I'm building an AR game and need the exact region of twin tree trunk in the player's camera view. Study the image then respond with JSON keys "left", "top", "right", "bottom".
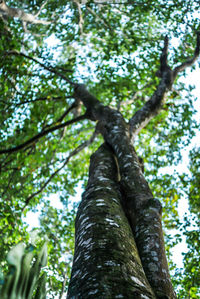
{"left": 67, "top": 33, "right": 200, "bottom": 298}
{"left": 67, "top": 86, "right": 176, "bottom": 299}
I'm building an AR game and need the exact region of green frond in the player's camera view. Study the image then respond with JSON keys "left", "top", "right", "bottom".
{"left": 0, "top": 242, "right": 47, "bottom": 299}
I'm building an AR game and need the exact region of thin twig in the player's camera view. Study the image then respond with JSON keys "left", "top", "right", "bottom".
{"left": 0, "top": 114, "right": 87, "bottom": 155}
{"left": 56, "top": 102, "right": 78, "bottom": 123}
{"left": 41, "top": 102, "right": 78, "bottom": 131}
{"left": 73, "top": 0, "right": 84, "bottom": 36}
{"left": 86, "top": 5, "right": 114, "bottom": 33}
{"left": 59, "top": 270, "right": 68, "bottom": 299}
{"left": 22, "top": 131, "right": 97, "bottom": 210}
{"left": 14, "top": 96, "right": 72, "bottom": 107}
{"left": 5, "top": 50, "right": 76, "bottom": 86}
{"left": 35, "top": 0, "right": 49, "bottom": 17}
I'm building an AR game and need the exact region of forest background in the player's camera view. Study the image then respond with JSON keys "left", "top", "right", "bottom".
{"left": 0, "top": 0, "right": 199, "bottom": 298}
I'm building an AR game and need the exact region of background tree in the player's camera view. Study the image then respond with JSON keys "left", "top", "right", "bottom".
{"left": 0, "top": 1, "right": 199, "bottom": 298}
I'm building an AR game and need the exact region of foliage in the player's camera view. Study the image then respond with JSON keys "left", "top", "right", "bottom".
{"left": 0, "top": 242, "right": 47, "bottom": 299}
{"left": 0, "top": 0, "right": 200, "bottom": 297}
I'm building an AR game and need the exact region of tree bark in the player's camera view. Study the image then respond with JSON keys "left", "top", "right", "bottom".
{"left": 67, "top": 143, "right": 156, "bottom": 298}
{"left": 70, "top": 84, "right": 176, "bottom": 298}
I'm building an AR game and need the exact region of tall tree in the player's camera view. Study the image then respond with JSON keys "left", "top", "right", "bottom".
{"left": 0, "top": 1, "right": 199, "bottom": 297}
{"left": 67, "top": 33, "right": 199, "bottom": 297}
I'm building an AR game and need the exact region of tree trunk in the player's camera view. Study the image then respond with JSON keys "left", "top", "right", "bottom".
{"left": 67, "top": 143, "right": 156, "bottom": 298}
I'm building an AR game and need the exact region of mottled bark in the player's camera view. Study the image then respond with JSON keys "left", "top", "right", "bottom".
{"left": 67, "top": 144, "right": 156, "bottom": 298}
{"left": 73, "top": 85, "right": 176, "bottom": 298}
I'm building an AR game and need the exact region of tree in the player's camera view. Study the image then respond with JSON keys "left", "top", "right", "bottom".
{"left": 0, "top": 1, "right": 200, "bottom": 298}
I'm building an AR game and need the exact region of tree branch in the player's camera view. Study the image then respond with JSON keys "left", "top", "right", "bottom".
{"left": 0, "top": 114, "right": 87, "bottom": 155}
{"left": 0, "top": 0, "right": 51, "bottom": 25}
{"left": 41, "top": 102, "right": 78, "bottom": 131}
{"left": 59, "top": 271, "right": 68, "bottom": 299}
{"left": 117, "top": 80, "right": 156, "bottom": 111}
{"left": 85, "top": 5, "right": 114, "bottom": 33}
{"left": 14, "top": 96, "right": 72, "bottom": 107}
{"left": 129, "top": 32, "right": 200, "bottom": 141}
{"left": 73, "top": 0, "right": 84, "bottom": 36}
{"left": 173, "top": 31, "right": 200, "bottom": 76}
{"left": 35, "top": 0, "right": 49, "bottom": 18}
{"left": 56, "top": 102, "right": 78, "bottom": 123}
{"left": 5, "top": 50, "right": 76, "bottom": 86}
{"left": 22, "top": 131, "right": 97, "bottom": 210}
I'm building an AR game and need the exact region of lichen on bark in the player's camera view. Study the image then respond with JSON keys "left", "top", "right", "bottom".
{"left": 67, "top": 144, "right": 156, "bottom": 298}
{"left": 72, "top": 84, "right": 176, "bottom": 298}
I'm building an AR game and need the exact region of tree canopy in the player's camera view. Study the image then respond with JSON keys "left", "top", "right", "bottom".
{"left": 0, "top": 1, "right": 200, "bottom": 297}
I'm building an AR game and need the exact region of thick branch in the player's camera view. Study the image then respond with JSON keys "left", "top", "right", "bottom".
{"left": 0, "top": 0, "right": 51, "bottom": 25}
{"left": 173, "top": 31, "right": 200, "bottom": 76}
{"left": 0, "top": 114, "right": 86, "bottom": 155}
{"left": 75, "top": 83, "right": 153, "bottom": 204}
{"left": 129, "top": 36, "right": 172, "bottom": 139}
{"left": 129, "top": 32, "right": 200, "bottom": 140}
